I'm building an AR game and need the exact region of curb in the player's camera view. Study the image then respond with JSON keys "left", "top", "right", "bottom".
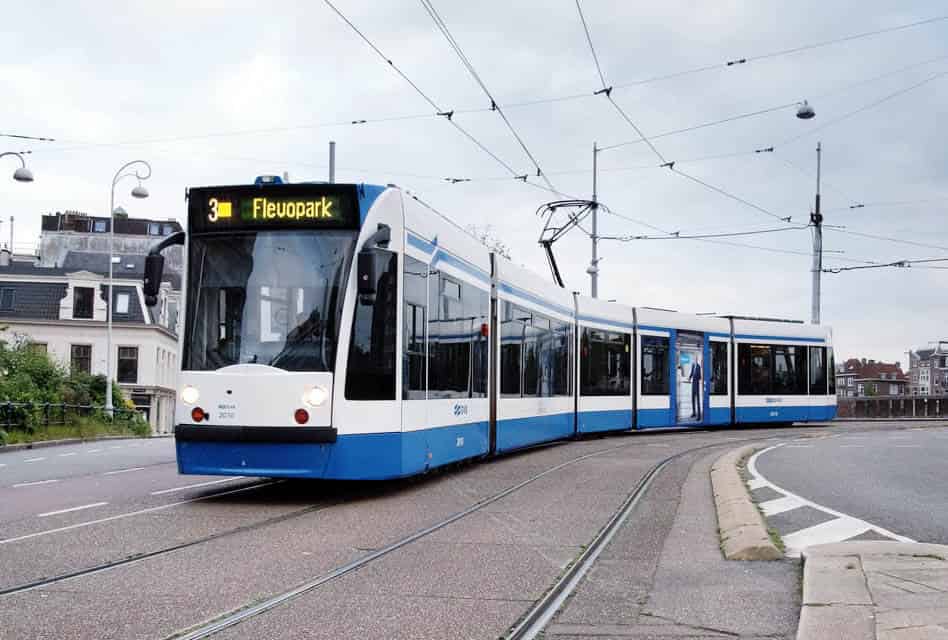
{"left": 0, "top": 433, "right": 172, "bottom": 453}
{"left": 798, "top": 541, "right": 948, "bottom": 640}
{"left": 710, "top": 444, "right": 782, "bottom": 561}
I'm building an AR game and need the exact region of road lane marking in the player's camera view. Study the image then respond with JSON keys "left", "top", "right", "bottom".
{"left": 0, "top": 480, "right": 276, "bottom": 545}
{"left": 748, "top": 444, "right": 913, "bottom": 558}
{"left": 38, "top": 502, "right": 109, "bottom": 518}
{"left": 12, "top": 479, "right": 60, "bottom": 488}
{"left": 109, "top": 446, "right": 123, "bottom": 450}
{"left": 895, "top": 444, "right": 921, "bottom": 448}
{"left": 839, "top": 445, "right": 865, "bottom": 448}
{"left": 103, "top": 467, "right": 146, "bottom": 476}
{"left": 86, "top": 449, "right": 103, "bottom": 453}
{"left": 24, "top": 457, "right": 46, "bottom": 463}
{"left": 760, "top": 495, "right": 805, "bottom": 516}
{"left": 150, "top": 476, "right": 245, "bottom": 495}
{"left": 747, "top": 477, "right": 768, "bottom": 490}
{"left": 58, "top": 452, "right": 78, "bottom": 457}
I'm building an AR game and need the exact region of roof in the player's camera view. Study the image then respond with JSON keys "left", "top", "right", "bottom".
{"left": 843, "top": 358, "right": 907, "bottom": 381}
{"left": 0, "top": 251, "right": 181, "bottom": 289}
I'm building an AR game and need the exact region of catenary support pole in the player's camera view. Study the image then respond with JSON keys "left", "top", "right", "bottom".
{"left": 329, "top": 141, "right": 336, "bottom": 184}
{"left": 590, "top": 142, "right": 599, "bottom": 298}
{"left": 810, "top": 141, "right": 823, "bottom": 325}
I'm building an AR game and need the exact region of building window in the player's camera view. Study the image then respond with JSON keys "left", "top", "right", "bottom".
{"left": 93, "top": 220, "right": 107, "bottom": 233}
{"left": 0, "top": 287, "right": 14, "bottom": 311}
{"left": 115, "top": 292, "right": 130, "bottom": 314}
{"left": 148, "top": 222, "right": 161, "bottom": 235}
{"left": 162, "top": 224, "right": 174, "bottom": 236}
{"left": 71, "top": 344, "right": 92, "bottom": 374}
{"left": 29, "top": 342, "right": 47, "bottom": 354}
{"left": 641, "top": 335, "right": 669, "bottom": 395}
{"left": 73, "top": 287, "right": 95, "bottom": 319}
{"left": 117, "top": 347, "right": 138, "bottom": 383}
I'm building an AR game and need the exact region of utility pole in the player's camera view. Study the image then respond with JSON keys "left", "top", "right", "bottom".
{"left": 588, "top": 142, "right": 600, "bottom": 298}
{"left": 329, "top": 141, "right": 336, "bottom": 184}
{"left": 810, "top": 141, "right": 823, "bottom": 325}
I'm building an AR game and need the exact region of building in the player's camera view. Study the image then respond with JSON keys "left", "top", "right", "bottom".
{"left": 0, "top": 212, "right": 183, "bottom": 433}
{"left": 907, "top": 342, "right": 948, "bottom": 395}
{"left": 835, "top": 358, "right": 907, "bottom": 397}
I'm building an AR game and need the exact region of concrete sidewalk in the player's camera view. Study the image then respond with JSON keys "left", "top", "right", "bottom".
{"left": 799, "top": 541, "right": 948, "bottom": 640}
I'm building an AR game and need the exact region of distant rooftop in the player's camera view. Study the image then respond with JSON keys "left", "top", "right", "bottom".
{"left": 41, "top": 211, "right": 182, "bottom": 237}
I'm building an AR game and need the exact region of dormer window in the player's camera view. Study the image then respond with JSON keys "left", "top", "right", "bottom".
{"left": 115, "top": 292, "right": 130, "bottom": 314}
{"left": 73, "top": 287, "right": 94, "bottom": 319}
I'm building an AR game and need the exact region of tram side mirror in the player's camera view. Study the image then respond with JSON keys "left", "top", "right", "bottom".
{"left": 357, "top": 250, "right": 377, "bottom": 298}
{"left": 143, "top": 254, "right": 165, "bottom": 307}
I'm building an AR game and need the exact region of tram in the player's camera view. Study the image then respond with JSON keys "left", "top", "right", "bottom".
{"left": 143, "top": 180, "right": 836, "bottom": 480}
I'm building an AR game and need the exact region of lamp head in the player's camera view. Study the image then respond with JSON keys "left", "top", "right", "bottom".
{"left": 796, "top": 100, "right": 816, "bottom": 120}
{"left": 131, "top": 184, "right": 149, "bottom": 199}
{"left": 12, "top": 166, "right": 33, "bottom": 183}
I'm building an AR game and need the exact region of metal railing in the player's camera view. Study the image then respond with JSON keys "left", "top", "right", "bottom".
{"left": 836, "top": 395, "right": 948, "bottom": 419}
{"left": 1, "top": 401, "right": 143, "bottom": 431}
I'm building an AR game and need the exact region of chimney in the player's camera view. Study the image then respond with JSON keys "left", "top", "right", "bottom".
{"left": 0, "top": 247, "right": 10, "bottom": 267}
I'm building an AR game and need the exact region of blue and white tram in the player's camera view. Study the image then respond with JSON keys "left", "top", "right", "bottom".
{"left": 142, "top": 180, "right": 836, "bottom": 481}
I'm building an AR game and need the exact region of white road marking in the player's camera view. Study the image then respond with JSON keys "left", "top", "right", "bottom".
{"left": 747, "top": 477, "right": 768, "bottom": 490}
{"left": 12, "top": 479, "right": 60, "bottom": 488}
{"left": 103, "top": 467, "right": 146, "bottom": 476}
{"left": 895, "top": 445, "right": 921, "bottom": 448}
{"left": 748, "top": 444, "right": 913, "bottom": 558}
{"left": 839, "top": 445, "right": 864, "bottom": 448}
{"left": 38, "top": 502, "right": 109, "bottom": 518}
{"left": 108, "top": 446, "right": 123, "bottom": 450}
{"left": 86, "top": 449, "right": 103, "bottom": 453}
{"left": 0, "top": 480, "right": 275, "bottom": 545}
{"left": 24, "top": 457, "right": 46, "bottom": 463}
{"left": 150, "top": 476, "right": 244, "bottom": 495}
{"left": 760, "top": 495, "right": 805, "bottom": 516}
{"left": 784, "top": 444, "right": 813, "bottom": 448}
{"left": 781, "top": 517, "right": 873, "bottom": 556}
{"left": 58, "top": 452, "right": 78, "bottom": 457}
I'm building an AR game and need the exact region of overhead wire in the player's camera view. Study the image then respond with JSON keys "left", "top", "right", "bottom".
{"left": 418, "top": 0, "right": 557, "bottom": 191}
{"left": 826, "top": 228, "right": 948, "bottom": 253}
{"left": 599, "top": 224, "right": 810, "bottom": 242}
{"left": 824, "top": 257, "right": 948, "bottom": 273}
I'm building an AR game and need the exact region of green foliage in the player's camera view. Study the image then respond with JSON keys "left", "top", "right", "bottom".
{"left": 0, "top": 331, "right": 149, "bottom": 442}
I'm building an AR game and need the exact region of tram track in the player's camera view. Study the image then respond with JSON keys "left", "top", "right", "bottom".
{"left": 162, "top": 431, "right": 803, "bottom": 640}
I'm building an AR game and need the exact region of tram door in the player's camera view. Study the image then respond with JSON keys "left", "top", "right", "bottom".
{"left": 676, "top": 332, "right": 704, "bottom": 424}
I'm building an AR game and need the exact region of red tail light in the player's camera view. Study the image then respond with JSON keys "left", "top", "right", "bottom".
{"left": 191, "top": 407, "right": 206, "bottom": 422}
{"left": 480, "top": 323, "right": 489, "bottom": 337}
{"left": 294, "top": 408, "right": 309, "bottom": 424}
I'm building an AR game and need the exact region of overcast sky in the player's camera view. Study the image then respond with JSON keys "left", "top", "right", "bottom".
{"left": 2, "top": 0, "right": 946, "bottom": 366}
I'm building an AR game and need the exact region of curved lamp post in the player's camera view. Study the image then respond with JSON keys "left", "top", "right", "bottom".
{"left": 0, "top": 151, "right": 34, "bottom": 182}
{"left": 106, "top": 160, "right": 151, "bottom": 416}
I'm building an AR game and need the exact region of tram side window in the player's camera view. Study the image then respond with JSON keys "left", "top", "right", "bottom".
{"left": 640, "top": 335, "right": 669, "bottom": 396}
{"left": 809, "top": 346, "right": 827, "bottom": 395}
{"left": 709, "top": 341, "right": 728, "bottom": 395}
{"left": 427, "top": 273, "right": 489, "bottom": 399}
{"left": 466, "top": 283, "right": 490, "bottom": 398}
{"left": 550, "top": 320, "right": 573, "bottom": 396}
{"left": 738, "top": 344, "right": 773, "bottom": 395}
{"left": 402, "top": 256, "right": 428, "bottom": 400}
{"left": 581, "top": 328, "right": 631, "bottom": 396}
{"left": 500, "top": 302, "right": 524, "bottom": 397}
{"left": 345, "top": 251, "right": 398, "bottom": 400}
{"left": 827, "top": 348, "right": 836, "bottom": 395}
{"left": 772, "top": 345, "right": 808, "bottom": 395}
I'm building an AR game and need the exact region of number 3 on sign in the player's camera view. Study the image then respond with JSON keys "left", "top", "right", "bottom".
{"left": 208, "top": 198, "right": 219, "bottom": 222}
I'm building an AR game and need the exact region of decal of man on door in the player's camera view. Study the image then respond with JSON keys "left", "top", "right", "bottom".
{"left": 677, "top": 333, "right": 703, "bottom": 424}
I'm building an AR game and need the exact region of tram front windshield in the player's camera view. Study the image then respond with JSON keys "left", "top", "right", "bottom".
{"left": 184, "top": 231, "right": 357, "bottom": 372}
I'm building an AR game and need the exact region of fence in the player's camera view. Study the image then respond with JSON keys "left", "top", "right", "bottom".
{"left": 836, "top": 395, "right": 948, "bottom": 419}
{"left": 1, "top": 401, "right": 143, "bottom": 431}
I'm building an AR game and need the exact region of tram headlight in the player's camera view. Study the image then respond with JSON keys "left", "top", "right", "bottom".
{"left": 302, "top": 386, "right": 328, "bottom": 407}
{"left": 181, "top": 386, "right": 200, "bottom": 405}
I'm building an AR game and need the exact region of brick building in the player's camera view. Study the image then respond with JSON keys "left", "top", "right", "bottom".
{"left": 835, "top": 358, "right": 907, "bottom": 397}
{"left": 907, "top": 342, "right": 948, "bottom": 395}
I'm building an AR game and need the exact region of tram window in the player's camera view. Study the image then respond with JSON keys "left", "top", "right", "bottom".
{"left": 580, "top": 328, "right": 630, "bottom": 396}
{"left": 809, "top": 346, "right": 827, "bottom": 395}
{"left": 640, "top": 335, "right": 669, "bottom": 396}
{"left": 738, "top": 344, "right": 773, "bottom": 395}
{"left": 550, "top": 320, "right": 573, "bottom": 396}
{"left": 466, "top": 285, "right": 490, "bottom": 398}
{"left": 522, "top": 323, "right": 540, "bottom": 397}
{"left": 709, "top": 341, "right": 728, "bottom": 395}
{"left": 773, "top": 345, "right": 807, "bottom": 395}
{"left": 428, "top": 273, "right": 489, "bottom": 399}
{"left": 827, "top": 348, "right": 836, "bottom": 395}
{"left": 402, "top": 256, "right": 428, "bottom": 400}
{"left": 500, "top": 305, "right": 523, "bottom": 397}
{"left": 345, "top": 251, "right": 397, "bottom": 400}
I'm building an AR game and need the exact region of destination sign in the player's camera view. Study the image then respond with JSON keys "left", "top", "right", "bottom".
{"left": 188, "top": 184, "right": 360, "bottom": 233}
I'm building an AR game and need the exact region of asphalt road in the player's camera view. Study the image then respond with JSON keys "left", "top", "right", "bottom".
{"left": 755, "top": 426, "right": 948, "bottom": 543}
{"left": 0, "top": 422, "right": 918, "bottom": 639}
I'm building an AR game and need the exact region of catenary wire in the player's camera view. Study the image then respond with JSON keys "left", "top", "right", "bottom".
{"left": 824, "top": 257, "right": 948, "bottom": 273}
{"left": 826, "top": 227, "right": 948, "bottom": 253}
{"left": 418, "top": 0, "right": 557, "bottom": 191}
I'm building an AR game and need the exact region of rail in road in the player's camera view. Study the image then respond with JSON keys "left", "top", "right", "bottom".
{"left": 0, "top": 421, "right": 941, "bottom": 639}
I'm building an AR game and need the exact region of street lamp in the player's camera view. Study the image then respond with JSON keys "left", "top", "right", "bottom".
{"left": 796, "top": 100, "right": 816, "bottom": 120}
{"left": 106, "top": 160, "right": 151, "bottom": 417}
{"left": 0, "top": 151, "right": 34, "bottom": 182}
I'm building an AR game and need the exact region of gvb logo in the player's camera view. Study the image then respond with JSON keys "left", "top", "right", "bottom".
{"left": 453, "top": 403, "right": 468, "bottom": 417}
